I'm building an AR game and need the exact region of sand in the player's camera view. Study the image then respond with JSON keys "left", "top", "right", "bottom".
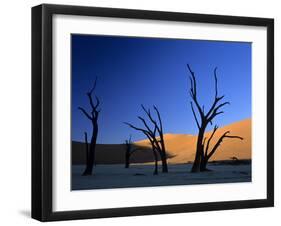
{"left": 72, "top": 163, "right": 251, "bottom": 190}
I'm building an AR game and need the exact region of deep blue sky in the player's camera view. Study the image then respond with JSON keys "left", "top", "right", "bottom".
{"left": 71, "top": 34, "right": 251, "bottom": 144}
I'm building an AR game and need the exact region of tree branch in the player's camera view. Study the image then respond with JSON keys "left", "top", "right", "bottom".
{"left": 153, "top": 105, "right": 166, "bottom": 153}
{"left": 87, "top": 77, "right": 98, "bottom": 110}
{"left": 225, "top": 135, "right": 244, "bottom": 140}
{"left": 153, "top": 105, "right": 163, "bottom": 133}
{"left": 87, "top": 92, "right": 95, "bottom": 111}
{"left": 123, "top": 122, "right": 150, "bottom": 136}
{"left": 80, "top": 77, "right": 101, "bottom": 122}
{"left": 124, "top": 122, "right": 158, "bottom": 157}
{"left": 141, "top": 105, "right": 162, "bottom": 135}
{"left": 214, "top": 67, "right": 218, "bottom": 98}
{"left": 187, "top": 64, "right": 204, "bottom": 119}
{"left": 138, "top": 116, "right": 154, "bottom": 137}
{"left": 190, "top": 102, "right": 200, "bottom": 129}
{"left": 187, "top": 64, "right": 197, "bottom": 97}
{"left": 205, "top": 68, "right": 226, "bottom": 118}
{"left": 204, "top": 125, "right": 218, "bottom": 157}
{"left": 207, "top": 101, "right": 229, "bottom": 123}
{"left": 89, "top": 77, "right": 97, "bottom": 95}
{"left": 93, "top": 96, "right": 100, "bottom": 109}
{"left": 202, "top": 137, "right": 207, "bottom": 149}
{"left": 78, "top": 107, "right": 92, "bottom": 120}
{"left": 207, "top": 131, "right": 243, "bottom": 161}
{"left": 212, "top": 102, "right": 230, "bottom": 114}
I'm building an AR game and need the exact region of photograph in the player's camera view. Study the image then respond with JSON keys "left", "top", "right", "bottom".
{"left": 31, "top": 3, "right": 274, "bottom": 221}
{"left": 71, "top": 34, "right": 252, "bottom": 190}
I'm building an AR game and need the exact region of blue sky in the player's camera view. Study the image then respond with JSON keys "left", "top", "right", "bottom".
{"left": 71, "top": 34, "right": 251, "bottom": 144}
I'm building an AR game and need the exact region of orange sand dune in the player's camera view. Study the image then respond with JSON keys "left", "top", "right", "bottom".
{"left": 135, "top": 118, "right": 251, "bottom": 163}
{"left": 72, "top": 118, "right": 251, "bottom": 165}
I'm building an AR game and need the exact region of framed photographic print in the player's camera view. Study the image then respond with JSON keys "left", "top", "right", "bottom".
{"left": 32, "top": 4, "right": 274, "bottom": 221}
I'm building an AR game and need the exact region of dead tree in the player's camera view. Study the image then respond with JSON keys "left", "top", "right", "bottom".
{"left": 124, "top": 105, "right": 168, "bottom": 173}
{"left": 124, "top": 135, "right": 140, "bottom": 168}
{"left": 142, "top": 105, "right": 168, "bottom": 173}
{"left": 124, "top": 123, "right": 159, "bottom": 175}
{"left": 187, "top": 64, "right": 243, "bottom": 172}
{"left": 78, "top": 77, "right": 101, "bottom": 176}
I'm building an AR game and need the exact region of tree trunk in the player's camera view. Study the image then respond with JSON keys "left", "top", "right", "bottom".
{"left": 160, "top": 152, "right": 168, "bottom": 173}
{"left": 152, "top": 148, "right": 158, "bottom": 175}
{"left": 82, "top": 123, "right": 98, "bottom": 176}
{"left": 84, "top": 132, "right": 89, "bottom": 165}
{"left": 78, "top": 78, "right": 100, "bottom": 176}
{"left": 200, "top": 158, "right": 208, "bottom": 171}
{"left": 125, "top": 151, "right": 130, "bottom": 168}
{"left": 191, "top": 130, "right": 204, "bottom": 173}
{"left": 159, "top": 132, "right": 168, "bottom": 173}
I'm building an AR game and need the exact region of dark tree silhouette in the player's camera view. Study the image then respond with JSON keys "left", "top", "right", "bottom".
{"left": 187, "top": 64, "right": 243, "bottom": 172}
{"left": 124, "top": 135, "right": 140, "bottom": 168}
{"left": 78, "top": 77, "right": 101, "bottom": 176}
{"left": 124, "top": 105, "right": 168, "bottom": 174}
{"left": 124, "top": 122, "right": 159, "bottom": 175}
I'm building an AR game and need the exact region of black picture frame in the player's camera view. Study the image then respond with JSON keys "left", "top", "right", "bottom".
{"left": 32, "top": 4, "right": 274, "bottom": 222}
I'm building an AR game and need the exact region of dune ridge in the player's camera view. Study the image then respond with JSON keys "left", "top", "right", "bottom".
{"left": 72, "top": 118, "right": 251, "bottom": 165}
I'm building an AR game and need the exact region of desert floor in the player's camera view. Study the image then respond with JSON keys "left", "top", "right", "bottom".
{"left": 72, "top": 162, "right": 251, "bottom": 190}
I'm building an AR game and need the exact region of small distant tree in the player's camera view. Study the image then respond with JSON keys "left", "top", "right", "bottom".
{"left": 124, "top": 105, "right": 168, "bottom": 174}
{"left": 124, "top": 135, "right": 140, "bottom": 168}
{"left": 78, "top": 77, "right": 101, "bottom": 176}
{"left": 186, "top": 64, "right": 243, "bottom": 172}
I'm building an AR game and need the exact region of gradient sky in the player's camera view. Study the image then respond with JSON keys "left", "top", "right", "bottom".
{"left": 71, "top": 34, "right": 251, "bottom": 144}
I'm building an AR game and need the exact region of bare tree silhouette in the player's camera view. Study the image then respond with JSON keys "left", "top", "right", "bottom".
{"left": 124, "top": 105, "right": 168, "bottom": 174}
{"left": 78, "top": 77, "right": 101, "bottom": 175}
{"left": 187, "top": 64, "right": 243, "bottom": 172}
{"left": 124, "top": 124, "right": 159, "bottom": 174}
{"left": 124, "top": 135, "right": 140, "bottom": 168}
